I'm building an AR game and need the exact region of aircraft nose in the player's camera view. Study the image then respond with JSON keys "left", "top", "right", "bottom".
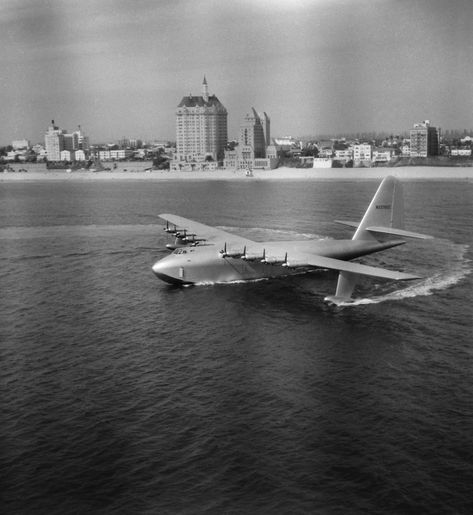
{"left": 152, "top": 258, "right": 183, "bottom": 284}
{"left": 152, "top": 259, "right": 167, "bottom": 275}
{"left": 151, "top": 261, "right": 163, "bottom": 274}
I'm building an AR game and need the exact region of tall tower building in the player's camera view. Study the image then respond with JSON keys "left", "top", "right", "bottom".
{"left": 410, "top": 120, "right": 440, "bottom": 157}
{"left": 223, "top": 107, "right": 277, "bottom": 171}
{"left": 44, "top": 120, "right": 65, "bottom": 161}
{"left": 173, "top": 77, "right": 228, "bottom": 169}
{"left": 239, "top": 108, "right": 266, "bottom": 158}
{"left": 258, "top": 111, "right": 271, "bottom": 147}
{"left": 44, "top": 121, "right": 89, "bottom": 161}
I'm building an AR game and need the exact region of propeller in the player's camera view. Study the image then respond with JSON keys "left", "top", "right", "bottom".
{"left": 242, "top": 248, "right": 265, "bottom": 261}
{"left": 262, "top": 251, "right": 289, "bottom": 265}
{"left": 164, "top": 221, "right": 176, "bottom": 233}
{"left": 175, "top": 229, "right": 187, "bottom": 238}
{"left": 220, "top": 243, "right": 246, "bottom": 258}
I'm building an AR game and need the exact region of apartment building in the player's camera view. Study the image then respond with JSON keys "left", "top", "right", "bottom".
{"left": 409, "top": 120, "right": 440, "bottom": 157}
{"left": 172, "top": 77, "right": 228, "bottom": 170}
{"left": 224, "top": 108, "right": 278, "bottom": 170}
{"left": 353, "top": 144, "right": 372, "bottom": 163}
{"left": 44, "top": 121, "right": 89, "bottom": 161}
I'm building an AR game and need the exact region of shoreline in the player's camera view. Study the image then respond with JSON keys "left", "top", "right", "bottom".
{"left": 2, "top": 164, "right": 473, "bottom": 182}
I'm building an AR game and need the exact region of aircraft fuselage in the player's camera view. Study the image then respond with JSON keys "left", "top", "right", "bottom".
{"left": 152, "top": 239, "right": 401, "bottom": 285}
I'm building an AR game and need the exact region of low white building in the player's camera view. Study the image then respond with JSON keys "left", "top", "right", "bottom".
{"left": 12, "top": 139, "right": 30, "bottom": 150}
{"left": 372, "top": 148, "right": 396, "bottom": 163}
{"left": 5, "top": 151, "right": 26, "bottom": 161}
{"left": 450, "top": 148, "right": 472, "bottom": 156}
{"left": 75, "top": 150, "right": 86, "bottom": 161}
{"left": 313, "top": 157, "right": 332, "bottom": 168}
{"left": 334, "top": 149, "right": 352, "bottom": 163}
{"left": 98, "top": 149, "right": 133, "bottom": 160}
{"left": 60, "top": 150, "right": 72, "bottom": 161}
{"left": 401, "top": 144, "right": 410, "bottom": 157}
{"left": 353, "top": 144, "right": 372, "bottom": 163}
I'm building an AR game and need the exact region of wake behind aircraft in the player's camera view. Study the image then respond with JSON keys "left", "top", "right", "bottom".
{"left": 152, "top": 176, "right": 432, "bottom": 305}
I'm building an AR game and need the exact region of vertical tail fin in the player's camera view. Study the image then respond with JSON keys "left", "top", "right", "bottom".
{"left": 352, "top": 175, "right": 404, "bottom": 242}
{"left": 332, "top": 176, "right": 404, "bottom": 302}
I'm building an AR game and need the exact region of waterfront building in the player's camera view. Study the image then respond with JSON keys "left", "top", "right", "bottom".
{"left": 240, "top": 108, "right": 266, "bottom": 158}
{"left": 258, "top": 111, "right": 271, "bottom": 147}
{"left": 334, "top": 148, "right": 353, "bottom": 164}
{"left": 98, "top": 149, "right": 133, "bottom": 160}
{"left": 75, "top": 150, "right": 86, "bottom": 161}
{"left": 60, "top": 150, "right": 72, "bottom": 161}
{"left": 45, "top": 120, "right": 65, "bottom": 161}
{"left": 409, "top": 120, "right": 440, "bottom": 157}
{"left": 313, "top": 157, "right": 333, "bottom": 168}
{"left": 5, "top": 151, "right": 25, "bottom": 162}
{"left": 63, "top": 133, "right": 78, "bottom": 152}
{"left": 172, "top": 77, "right": 228, "bottom": 170}
{"left": 12, "top": 139, "right": 30, "bottom": 150}
{"left": 223, "top": 108, "right": 278, "bottom": 171}
{"left": 401, "top": 144, "right": 410, "bottom": 157}
{"left": 372, "top": 147, "right": 397, "bottom": 163}
{"left": 353, "top": 144, "right": 372, "bottom": 164}
{"left": 75, "top": 126, "right": 90, "bottom": 152}
{"left": 44, "top": 121, "right": 89, "bottom": 161}
{"left": 316, "top": 140, "right": 334, "bottom": 158}
{"left": 450, "top": 148, "right": 472, "bottom": 156}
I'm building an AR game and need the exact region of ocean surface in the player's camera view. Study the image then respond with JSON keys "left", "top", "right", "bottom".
{"left": 1, "top": 177, "right": 472, "bottom": 514}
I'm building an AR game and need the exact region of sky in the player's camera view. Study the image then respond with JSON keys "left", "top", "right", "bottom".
{"left": 1, "top": 0, "right": 472, "bottom": 144}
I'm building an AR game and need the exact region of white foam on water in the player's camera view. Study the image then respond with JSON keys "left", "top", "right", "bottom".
{"left": 195, "top": 276, "right": 271, "bottom": 286}
{"left": 345, "top": 243, "right": 471, "bottom": 306}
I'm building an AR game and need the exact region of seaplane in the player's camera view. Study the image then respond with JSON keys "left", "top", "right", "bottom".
{"left": 152, "top": 176, "right": 432, "bottom": 305}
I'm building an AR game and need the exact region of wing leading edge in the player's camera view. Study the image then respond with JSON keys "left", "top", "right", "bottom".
{"left": 159, "top": 213, "right": 253, "bottom": 246}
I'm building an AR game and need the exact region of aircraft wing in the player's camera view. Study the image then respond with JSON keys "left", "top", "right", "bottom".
{"left": 159, "top": 213, "right": 253, "bottom": 246}
{"left": 303, "top": 254, "right": 420, "bottom": 281}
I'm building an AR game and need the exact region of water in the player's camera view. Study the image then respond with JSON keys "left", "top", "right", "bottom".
{"left": 1, "top": 178, "right": 472, "bottom": 513}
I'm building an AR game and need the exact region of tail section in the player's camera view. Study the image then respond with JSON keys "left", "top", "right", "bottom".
{"left": 353, "top": 175, "right": 404, "bottom": 242}
{"left": 329, "top": 176, "right": 431, "bottom": 304}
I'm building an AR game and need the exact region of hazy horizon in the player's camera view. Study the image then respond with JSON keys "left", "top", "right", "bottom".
{"left": 1, "top": 0, "right": 472, "bottom": 145}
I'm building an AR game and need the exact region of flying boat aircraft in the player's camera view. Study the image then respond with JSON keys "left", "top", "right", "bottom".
{"left": 152, "top": 176, "right": 432, "bottom": 305}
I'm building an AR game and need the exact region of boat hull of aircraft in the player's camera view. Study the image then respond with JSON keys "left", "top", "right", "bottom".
{"left": 152, "top": 238, "right": 405, "bottom": 285}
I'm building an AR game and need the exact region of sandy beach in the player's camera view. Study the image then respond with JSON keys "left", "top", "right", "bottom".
{"left": 2, "top": 162, "right": 473, "bottom": 181}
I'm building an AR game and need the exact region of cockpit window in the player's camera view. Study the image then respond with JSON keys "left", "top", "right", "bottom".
{"left": 173, "top": 249, "right": 187, "bottom": 254}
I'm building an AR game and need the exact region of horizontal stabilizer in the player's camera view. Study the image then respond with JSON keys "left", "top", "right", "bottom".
{"left": 366, "top": 226, "right": 433, "bottom": 240}
{"left": 335, "top": 220, "right": 360, "bottom": 228}
{"left": 306, "top": 254, "right": 421, "bottom": 281}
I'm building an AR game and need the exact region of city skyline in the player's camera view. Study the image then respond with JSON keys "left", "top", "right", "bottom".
{"left": 1, "top": 0, "right": 472, "bottom": 145}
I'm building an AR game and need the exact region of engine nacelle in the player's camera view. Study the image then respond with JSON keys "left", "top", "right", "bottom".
{"left": 282, "top": 260, "right": 310, "bottom": 269}
{"left": 220, "top": 243, "right": 246, "bottom": 259}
